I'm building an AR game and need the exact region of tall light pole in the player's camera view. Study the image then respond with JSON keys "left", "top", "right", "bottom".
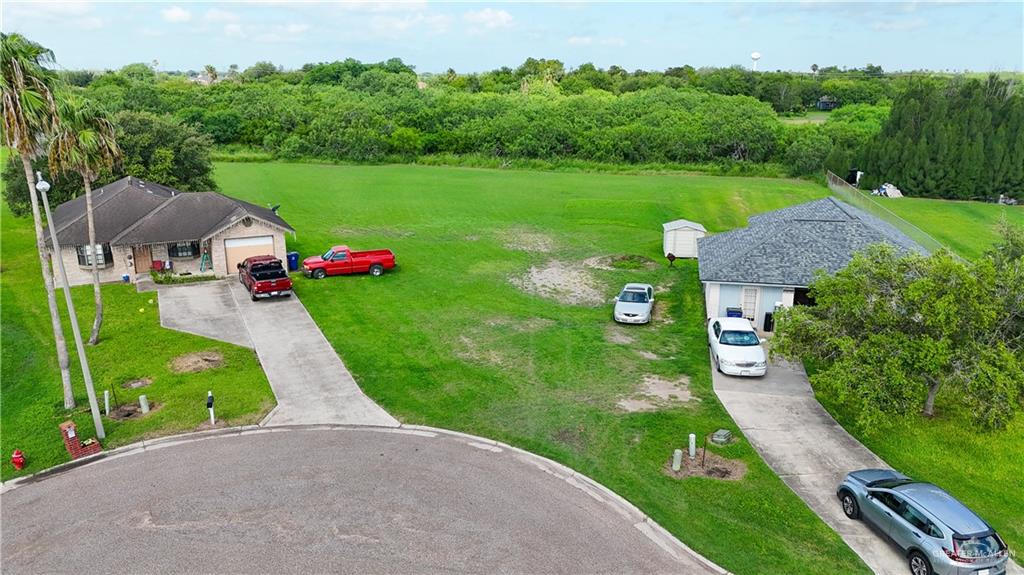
{"left": 37, "top": 174, "right": 106, "bottom": 439}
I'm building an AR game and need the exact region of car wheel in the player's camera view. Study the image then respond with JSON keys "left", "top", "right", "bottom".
{"left": 370, "top": 264, "right": 384, "bottom": 277}
{"left": 839, "top": 490, "right": 860, "bottom": 519}
{"left": 313, "top": 269, "right": 326, "bottom": 280}
{"left": 715, "top": 355, "right": 722, "bottom": 373}
{"left": 250, "top": 293, "right": 258, "bottom": 302}
{"left": 908, "top": 552, "right": 932, "bottom": 575}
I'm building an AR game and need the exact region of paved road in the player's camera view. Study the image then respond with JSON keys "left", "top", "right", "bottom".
{"left": 157, "top": 280, "right": 397, "bottom": 427}
{"left": 712, "top": 356, "right": 906, "bottom": 575}
{"left": 1, "top": 428, "right": 720, "bottom": 575}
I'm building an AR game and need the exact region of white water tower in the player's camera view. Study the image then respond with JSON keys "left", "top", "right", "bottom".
{"left": 750, "top": 52, "right": 761, "bottom": 71}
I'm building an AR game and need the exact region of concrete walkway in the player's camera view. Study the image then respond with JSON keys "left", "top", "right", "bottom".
{"left": 1, "top": 426, "right": 725, "bottom": 575}
{"left": 157, "top": 280, "right": 396, "bottom": 427}
{"left": 712, "top": 357, "right": 906, "bottom": 575}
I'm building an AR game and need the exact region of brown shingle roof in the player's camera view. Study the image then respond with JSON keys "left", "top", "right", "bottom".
{"left": 45, "top": 177, "right": 293, "bottom": 247}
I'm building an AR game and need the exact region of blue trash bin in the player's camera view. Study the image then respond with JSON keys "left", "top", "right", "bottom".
{"left": 287, "top": 251, "right": 300, "bottom": 272}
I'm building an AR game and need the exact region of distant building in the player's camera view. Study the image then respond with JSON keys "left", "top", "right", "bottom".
{"left": 816, "top": 96, "right": 839, "bottom": 111}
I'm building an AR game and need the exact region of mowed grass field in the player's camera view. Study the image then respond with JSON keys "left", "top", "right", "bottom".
{"left": 215, "top": 162, "right": 870, "bottom": 574}
{"left": 0, "top": 198, "right": 275, "bottom": 480}
{"left": 879, "top": 196, "right": 1024, "bottom": 259}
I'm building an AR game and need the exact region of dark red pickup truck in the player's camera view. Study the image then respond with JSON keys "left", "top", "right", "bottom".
{"left": 238, "top": 256, "right": 293, "bottom": 301}
{"left": 302, "top": 245, "right": 396, "bottom": 279}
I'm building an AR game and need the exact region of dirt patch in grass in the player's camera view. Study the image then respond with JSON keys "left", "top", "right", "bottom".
{"left": 583, "top": 254, "right": 659, "bottom": 271}
{"left": 169, "top": 351, "right": 224, "bottom": 374}
{"left": 552, "top": 425, "right": 587, "bottom": 452}
{"left": 121, "top": 377, "right": 153, "bottom": 389}
{"left": 652, "top": 302, "right": 674, "bottom": 325}
{"left": 617, "top": 374, "right": 698, "bottom": 412}
{"left": 663, "top": 448, "right": 748, "bottom": 481}
{"left": 499, "top": 228, "right": 554, "bottom": 253}
{"left": 454, "top": 335, "right": 506, "bottom": 367}
{"left": 485, "top": 316, "right": 555, "bottom": 333}
{"left": 605, "top": 325, "right": 635, "bottom": 345}
{"left": 332, "top": 226, "right": 415, "bottom": 239}
{"left": 108, "top": 400, "right": 161, "bottom": 421}
{"left": 637, "top": 350, "right": 662, "bottom": 360}
{"left": 509, "top": 260, "right": 605, "bottom": 306}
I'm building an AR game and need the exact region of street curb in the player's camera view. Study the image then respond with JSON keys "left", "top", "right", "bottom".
{"left": 0, "top": 423, "right": 730, "bottom": 574}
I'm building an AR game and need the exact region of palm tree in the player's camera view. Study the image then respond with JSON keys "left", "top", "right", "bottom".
{"left": 204, "top": 64, "right": 218, "bottom": 83}
{"left": 0, "top": 33, "right": 74, "bottom": 407}
{"left": 49, "top": 92, "right": 121, "bottom": 345}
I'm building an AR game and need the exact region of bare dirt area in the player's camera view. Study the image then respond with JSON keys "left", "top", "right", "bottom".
{"left": 485, "top": 316, "right": 555, "bottom": 333}
{"left": 509, "top": 261, "right": 605, "bottom": 306}
{"left": 499, "top": 228, "right": 554, "bottom": 253}
{"left": 652, "top": 302, "right": 674, "bottom": 325}
{"left": 605, "top": 325, "right": 635, "bottom": 345}
{"left": 617, "top": 374, "right": 698, "bottom": 412}
{"left": 454, "top": 335, "right": 506, "bottom": 367}
{"left": 583, "top": 254, "right": 660, "bottom": 271}
{"left": 108, "top": 401, "right": 161, "bottom": 421}
{"left": 169, "top": 350, "right": 225, "bottom": 374}
{"left": 121, "top": 377, "right": 153, "bottom": 389}
{"left": 663, "top": 448, "right": 748, "bottom": 481}
{"left": 636, "top": 350, "right": 662, "bottom": 360}
{"left": 332, "top": 226, "right": 415, "bottom": 239}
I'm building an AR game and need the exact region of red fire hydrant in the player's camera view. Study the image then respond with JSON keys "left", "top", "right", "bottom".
{"left": 11, "top": 449, "right": 25, "bottom": 471}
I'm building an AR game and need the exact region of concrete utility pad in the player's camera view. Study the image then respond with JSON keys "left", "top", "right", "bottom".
{"left": 157, "top": 280, "right": 252, "bottom": 348}
{"left": 0, "top": 429, "right": 717, "bottom": 575}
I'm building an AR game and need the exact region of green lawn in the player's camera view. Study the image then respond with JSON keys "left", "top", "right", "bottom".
{"left": 214, "top": 162, "right": 867, "bottom": 574}
{"left": 0, "top": 200, "right": 275, "bottom": 480}
{"left": 780, "top": 110, "right": 831, "bottom": 124}
{"left": 878, "top": 196, "right": 1024, "bottom": 259}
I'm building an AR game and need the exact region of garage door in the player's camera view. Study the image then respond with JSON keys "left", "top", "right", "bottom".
{"left": 224, "top": 236, "right": 274, "bottom": 272}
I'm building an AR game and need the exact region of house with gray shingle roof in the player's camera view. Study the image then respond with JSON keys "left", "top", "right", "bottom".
{"left": 697, "top": 197, "right": 927, "bottom": 329}
{"left": 45, "top": 176, "right": 294, "bottom": 287}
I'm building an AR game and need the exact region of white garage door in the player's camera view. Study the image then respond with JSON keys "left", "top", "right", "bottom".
{"left": 224, "top": 235, "right": 274, "bottom": 272}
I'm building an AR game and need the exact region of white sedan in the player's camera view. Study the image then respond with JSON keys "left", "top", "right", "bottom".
{"left": 613, "top": 283, "right": 654, "bottom": 324}
{"left": 708, "top": 317, "right": 768, "bottom": 376}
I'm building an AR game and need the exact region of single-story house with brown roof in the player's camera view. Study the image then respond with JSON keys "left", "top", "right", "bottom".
{"left": 45, "top": 176, "right": 295, "bottom": 286}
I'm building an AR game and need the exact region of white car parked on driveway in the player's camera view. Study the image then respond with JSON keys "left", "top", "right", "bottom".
{"left": 708, "top": 317, "right": 768, "bottom": 376}
{"left": 613, "top": 283, "right": 654, "bottom": 324}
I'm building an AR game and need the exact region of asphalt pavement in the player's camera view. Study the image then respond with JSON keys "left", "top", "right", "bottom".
{"left": 1, "top": 427, "right": 721, "bottom": 575}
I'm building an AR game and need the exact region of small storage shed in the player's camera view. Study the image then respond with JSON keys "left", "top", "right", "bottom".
{"left": 662, "top": 219, "right": 706, "bottom": 258}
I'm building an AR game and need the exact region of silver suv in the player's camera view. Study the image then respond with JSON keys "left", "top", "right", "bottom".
{"left": 837, "top": 469, "right": 1009, "bottom": 575}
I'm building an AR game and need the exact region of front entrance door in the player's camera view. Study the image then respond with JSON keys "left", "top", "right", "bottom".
{"left": 741, "top": 287, "right": 759, "bottom": 321}
{"left": 133, "top": 245, "right": 152, "bottom": 273}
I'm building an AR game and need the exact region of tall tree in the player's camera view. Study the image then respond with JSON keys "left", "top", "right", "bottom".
{"left": 48, "top": 92, "right": 121, "bottom": 345}
{"left": 0, "top": 33, "right": 75, "bottom": 408}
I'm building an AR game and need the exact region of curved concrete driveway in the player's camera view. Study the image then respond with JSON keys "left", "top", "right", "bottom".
{"left": 2, "top": 427, "right": 721, "bottom": 575}
{"left": 157, "top": 280, "right": 397, "bottom": 427}
{"left": 712, "top": 357, "right": 905, "bottom": 575}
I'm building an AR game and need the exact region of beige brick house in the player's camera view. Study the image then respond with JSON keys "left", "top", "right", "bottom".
{"left": 45, "top": 176, "right": 294, "bottom": 286}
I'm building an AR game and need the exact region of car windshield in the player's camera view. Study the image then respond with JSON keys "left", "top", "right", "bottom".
{"left": 720, "top": 330, "right": 760, "bottom": 346}
{"left": 251, "top": 262, "right": 287, "bottom": 280}
{"left": 322, "top": 250, "right": 334, "bottom": 260}
{"left": 956, "top": 534, "right": 1005, "bottom": 558}
{"left": 619, "top": 290, "right": 649, "bottom": 303}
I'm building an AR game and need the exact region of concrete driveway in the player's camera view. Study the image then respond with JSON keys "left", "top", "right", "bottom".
{"left": 1, "top": 427, "right": 723, "bottom": 575}
{"left": 712, "top": 357, "right": 907, "bottom": 575}
{"left": 157, "top": 280, "right": 396, "bottom": 427}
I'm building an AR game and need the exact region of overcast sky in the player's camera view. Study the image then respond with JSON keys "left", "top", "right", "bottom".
{"left": 3, "top": 1, "right": 1022, "bottom": 74}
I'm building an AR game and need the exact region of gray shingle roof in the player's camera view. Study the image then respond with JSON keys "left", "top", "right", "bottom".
{"left": 45, "top": 177, "right": 293, "bottom": 247}
{"left": 47, "top": 177, "right": 175, "bottom": 245}
{"left": 697, "top": 197, "right": 928, "bottom": 287}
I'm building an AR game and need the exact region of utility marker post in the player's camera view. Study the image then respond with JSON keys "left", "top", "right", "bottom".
{"left": 207, "top": 391, "right": 215, "bottom": 425}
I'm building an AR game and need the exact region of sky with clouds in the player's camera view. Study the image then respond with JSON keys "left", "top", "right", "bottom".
{"left": 2, "top": 1, "right": 1021, "bottom": 74}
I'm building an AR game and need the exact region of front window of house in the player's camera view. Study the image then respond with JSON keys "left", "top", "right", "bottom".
{"left": 167, "top": 241, "right": 200, "bottom": 258}
{"left": 76, "top": 244, "right": 112, "bottom": 267}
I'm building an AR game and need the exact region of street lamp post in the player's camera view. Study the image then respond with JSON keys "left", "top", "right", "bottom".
{"left": 37, "top": 174, "right": 106, "bottom": 440}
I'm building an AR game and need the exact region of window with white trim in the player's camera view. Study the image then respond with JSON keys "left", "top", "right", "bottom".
{"left": 167, "top": 241, "right": 200, "bottom": 258}
{"left": 76, "top": 244, "right": 112, "bottom": 267}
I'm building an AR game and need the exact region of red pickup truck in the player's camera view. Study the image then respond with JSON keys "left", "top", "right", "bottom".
{"left": 303, "top": 245, "right": 396, "bottom": 279}
{"left": 238, "top": 256, "right": 293, "bottom": 301}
